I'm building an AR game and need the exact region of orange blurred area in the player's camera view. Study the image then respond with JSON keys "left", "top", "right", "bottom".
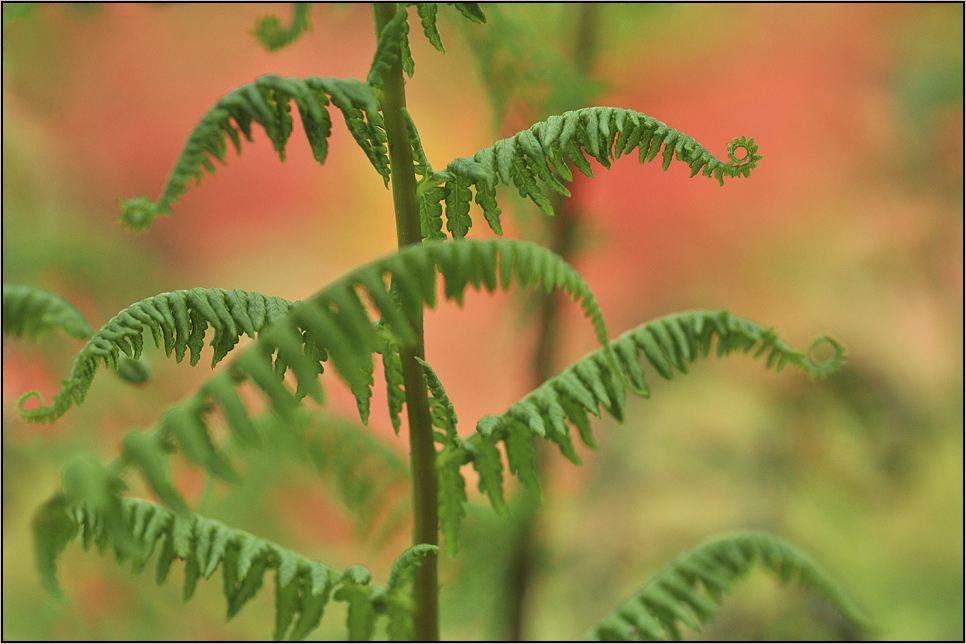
{"left": 3, "top": 3, "right": 962, "bottom": 641}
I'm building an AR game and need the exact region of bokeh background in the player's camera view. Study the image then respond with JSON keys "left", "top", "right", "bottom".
{"left": 3, "top": 3, "right": 962, "bottom": 640}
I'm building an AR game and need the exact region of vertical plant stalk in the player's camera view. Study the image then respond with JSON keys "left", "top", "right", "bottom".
{"left": 373, "top": 3, "right": 439, "bottom": 641}
{"left": 505, "top": 4, "right": 600, "bottom": 640}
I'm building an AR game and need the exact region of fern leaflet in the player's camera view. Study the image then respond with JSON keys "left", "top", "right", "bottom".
{"left": 415, "top": 357, "right": 467, "bottom": 554}
{"left": 35, "top": 492, "right": 437, "bottom": 641}
{"left": 446, "top": 2, "right": 487, "bottom": 24}
{"left": 3, "top": 284, "right": 93, "bottom": 340}
{"left": 583, "top": 531, "right": 870, "bottom": 640}
{"left": 367, "top": 6, "right": 412, "bottom": 88}
{"left": 118, "top": 75, "right": 389, "bottom": 230}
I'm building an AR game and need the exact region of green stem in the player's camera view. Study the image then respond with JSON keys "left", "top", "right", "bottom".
{"left": 372, "top": 3, "right": 439, "bottom": 641}
{"left": 505, "top": 4, "right": 600, "bottom": 640}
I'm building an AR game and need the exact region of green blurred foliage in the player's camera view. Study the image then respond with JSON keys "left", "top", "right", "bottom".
{"left": 2, "top": 3, "right": 962, "bottom": 641}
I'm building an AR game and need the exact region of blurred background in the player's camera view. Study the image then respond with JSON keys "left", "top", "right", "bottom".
{"left": 2, "top": 3, "right": 962, "bottom": 640}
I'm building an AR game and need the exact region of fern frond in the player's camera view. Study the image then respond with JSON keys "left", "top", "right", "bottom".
{"left": 434, "top": 107, "right": 762, "bottom": 237}
{"left": 466, "top": 310, "right": 845, "bottom": 512}
{"left": 17, "top": 288, "right": 296, "bottom": 424}
{"left": 3, "top": 284, "right": 93, "bottom": 340}
{"left": 35, "top": 492, "right": 436, "bottom": 641}
{"left": 583, "top": 531, "right": 871, "bottom": 641}
{"left": 252, "top": 3, "right": 311, "bottom": 51}
{"left": 117, "top": 75, "right": 388, "bottom": 231}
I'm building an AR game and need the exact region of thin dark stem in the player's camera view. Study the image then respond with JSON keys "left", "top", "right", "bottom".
{"left": 372, "top": 3, "right": 439, "bottom": 641}
{"left": 504, "top": 4, "right": 599, "bottom": 641}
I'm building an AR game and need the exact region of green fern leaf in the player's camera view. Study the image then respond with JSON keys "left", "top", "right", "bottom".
{"left": 583, "top": 531, "right": 871, "bottom": 641}
{"left": 17, "top": 288, "right": 296, "bottom": 424}
{"left": 334, "top": 567, "right": 377, "bottom": 641}
{"left": 37, "top": 493, "right": 433, "bottom": 641}
{"left": 32, "top": 495, "right": 78, "bottom": 604}
{"left": 377, "top": 328, "right": 408, "bottom": 435}
{"left": 3, "top": 284, "right": 93, "bottom": 340}
{"left": 414, "top": 3, "right": 444, "bottom": 53}
{"left": 118, "top": 76, "right": 388, "bottom": 230}
{"left": 465, "top": 310, "right": 844, "bottom": 512}
{"left": 252, "top": 3, "right": 311, "bottom": 51}
{"left": 436, "top": 107, "right": 763, "bottom": 237}
{"left": 373, "top": 543, "right": 438, "bottom": 639}
{"left": 448, "top": 2, "right": 487, "bottom": 24}
{"left": 415, "top": 356, "right": 469, "bottom": 555}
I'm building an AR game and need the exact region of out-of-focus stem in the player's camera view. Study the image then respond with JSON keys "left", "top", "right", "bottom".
{"left": 504, "top": 4, "right": 599, "bottom": 641}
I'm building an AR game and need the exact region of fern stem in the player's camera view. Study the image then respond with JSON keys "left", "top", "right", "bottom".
{"left": 373, "top": 3, "right": 439, "bottom": 641}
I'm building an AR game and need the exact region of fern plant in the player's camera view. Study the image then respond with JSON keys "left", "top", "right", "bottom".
{"left": 7, "top": 4, "right": 871, "bottom": 640}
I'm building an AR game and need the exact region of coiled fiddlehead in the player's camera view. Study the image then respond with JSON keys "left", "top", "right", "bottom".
{"left": 34, "top": 492, "right": 437, "bottom": 641}
{"left": 118, "top": 75, "right": 389, "bottom": 231}
{"left": 417, "top": 107, "right": 763, "bottom": 239}
{"left": 17, "top": 288, "right": 296, "bottom": 424}
{"left": 252, "top": 3, "right": 312, "bottom": 51}
{"left": 583, "top": 531, "right": 870, "bottom": 640}
{"left": 2, "top": 284, "right": 93, "bottom": 340}
{"left": 459, "top": 310, "right": 844, "bottom": 515}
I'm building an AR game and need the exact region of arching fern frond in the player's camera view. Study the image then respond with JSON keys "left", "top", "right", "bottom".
{"left": 18, "top": 288, "right": 296, "bottom": 424}
{"left": 3, "top": 284, "right": 93, "bottom": 340}
{"left": 465, "top": 310, "right": 844, "bottom": 511}
{"left": 583, "top": 531, "right": 870, "bottom": 641}
{"left": 253, "top": 3, "right": 311, "bottom": 52}
{"left": 118, "top": 75, "right": 388, "bottom": 231}
{"left": 426, "top": 108, "right": 762, "bottom": 238}
{"left": 35, "top": 492, "right": 437, "bottom": 641}
{"left": 205, "top": 239, "right": 616, "bottom": 435}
